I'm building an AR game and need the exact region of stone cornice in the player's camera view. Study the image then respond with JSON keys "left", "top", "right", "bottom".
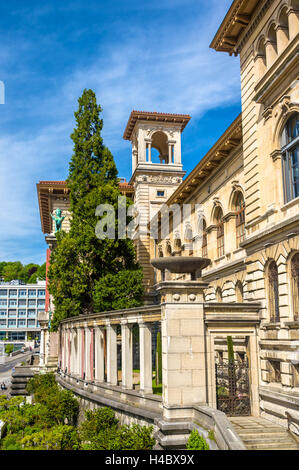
{"left": 123, "top": 110, "right": 191, "bottom": 141}
{"left": 240, "top": 213, "right": 299, "bottom": 252}
{"left": 210, "top": 0, "right": 272, "bottom": 55}
{"left": 202, "top": 257, "right": 246, "bottom": 282}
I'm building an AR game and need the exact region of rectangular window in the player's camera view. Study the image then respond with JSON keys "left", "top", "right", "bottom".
{"left": 217, "top": 222, "right": 225, "bottom": 258}
{"left": 8, "top": 320, "right": 16, "bottom": 327}
{"left": 19, "top": 290, "right": 27, "bottom": 297}
{"left": 268, "top": 360, "right": 281, "bottom": 383}
{"left": 27, "top": 320, "right": 36, "bottom": 327}
{"left": 0, "top": 289, "right": 7, "bottom": 297}
{"left": 0, "top": 300, "right": 7, "bottom": 306}
{"left": 38, "top": 290, "right": 45, "bottom": 297}
{"left": 9, "top": 290, "right": 17, "bottom": 298}
{"left": 282, "top": 146, "right": 299, "bottom": 203}
{"left": 8, "top": 310, "right": 17, "bottom": 318}
{"left": 27, "top": 310, "right": 36, "bottom": 318}
{"left": 28, "top": 300, "right": 36, "bottom": 306}
{"left": 18, "top": 311, "right": 26, "bottom": 317}
{"left": 157, "top": 190, "right": 165, "bottom": 197}
{"left": 202, "top": 231, "right": 208, "bottom": 258}
{"left": 9, "top": 300, "right": 17, "bottom": 307}
{"left": 18, "top": 300, "right": 26, "bottom": 307}
{"left": 17, "top": 320, "right": 26, "bottom": 327}
{"left": 28, "top": 290, "right": 37, "bottom": 297}
{"left": 236, "top": 209, "right": 245, "bottom": 246}
{"left": 0, "top": 311, "right": 6, "bottom": 317}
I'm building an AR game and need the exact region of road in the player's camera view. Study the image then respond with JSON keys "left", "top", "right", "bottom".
{"left": 0, "top": 350, "right": 39, "bottom": 392}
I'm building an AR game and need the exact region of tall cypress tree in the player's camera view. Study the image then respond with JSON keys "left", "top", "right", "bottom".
{"left": 48, "top": 89, "right": 143, "bottom": 330}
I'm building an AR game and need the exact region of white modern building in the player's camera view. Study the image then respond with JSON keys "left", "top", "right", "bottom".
{"left": 0, "top": 280, "right": 46, "bottom": 342}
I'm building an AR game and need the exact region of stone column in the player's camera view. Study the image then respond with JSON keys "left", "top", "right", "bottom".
{"left": 254, "top": 54, "right": 266, "bottom": 82}
{"left": 247, "top": 333, "right": 260, "bottom": 417}
{"left": 77, "top": 327, "right": 82, "bottom": 378}
{"left": 276, "top": 25, "right": 289, "bottom": 55}
{"left": 90, "top": 327, "right": 95, "bottom": 382}
{"left": 81, "top": 327, "right": 85, "bottom": 379}
{"left": 287, "top": 8, "right": 299, "bottom": 40}
{"left": 157, "top": 280, "right": 209, "bottom": 421}
{"left": 147, "top": 143, "right": 151, "bottom": 162}
{"left": 84, "top": 327, "right": 91, "bottom": 381}
{"left": 106, "top": 323, "right": 118, "bottom": 386}
{"left": 95, "top": 326, "right": 105, "bottom": 382}
{"left": 206, "top": 332, "right": 217, "bottom": 408}
{"left": 121, "top": 321, "right": 133, "bottom": 390}
{"left": 71, "top": 328, "right": 77, "bottom": 376}
{"left": 265, "top": 40, "right": 276, "bottom": 68}
{"left": 139, "top": 321, "right": 153, "bottom": 394}
{"left": 37, "top": 311, "right": 49, "bottom": 369}
{"left": 68, "top": 329, "right": 71, "bottom": 374}
{"left": 39, "top": 328, "right": 46, "bottom": 367}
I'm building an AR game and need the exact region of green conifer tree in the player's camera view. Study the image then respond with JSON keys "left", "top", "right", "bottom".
{"left": 48, "top": 89, "right": 143, "bottom": 330}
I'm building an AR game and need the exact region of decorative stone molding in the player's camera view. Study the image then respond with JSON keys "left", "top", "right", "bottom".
{"left": 270, "top": 149, "right": 281, "bottom": 162}
{"left": 279, "top": 95, "right": 291, "bottom": 113}
{"left": 188, "top": 294, "right": 196, "bottom": 302}
{"left": 262, "top": 106, "right": 273, "bottom": 121}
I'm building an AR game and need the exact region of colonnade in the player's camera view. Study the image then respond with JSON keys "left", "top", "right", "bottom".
{"left": 60, "top": 318, "right": 156, "bottom": 395}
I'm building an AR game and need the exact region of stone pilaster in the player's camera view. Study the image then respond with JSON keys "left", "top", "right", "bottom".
{"left": 157, "top": 280, "right": 209, "bottom": 420}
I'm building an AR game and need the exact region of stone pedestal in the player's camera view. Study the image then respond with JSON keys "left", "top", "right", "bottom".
{"left": 157, "top": 280, "right": 209, "bottom": 421}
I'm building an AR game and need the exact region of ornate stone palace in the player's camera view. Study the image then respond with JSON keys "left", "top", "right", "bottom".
{"left": 35, "top": 0, "right": 299, "bottom": 450}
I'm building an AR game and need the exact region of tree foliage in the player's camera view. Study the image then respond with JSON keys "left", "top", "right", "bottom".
{"left": 78, "top": 407, "right": 155, "bottom": 451}
{"left": 0, "top": 377, "right": 155, "bottom": 451}
{"left": 0, "top": 261, "right": 46, "bottom": 283}
{"left": 48, "top": 89, "right": 143, "bottom": 330}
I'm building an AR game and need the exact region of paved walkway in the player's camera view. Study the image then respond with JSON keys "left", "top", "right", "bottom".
{"left": 229, "top": 416, "right": 299, "bottom": 450}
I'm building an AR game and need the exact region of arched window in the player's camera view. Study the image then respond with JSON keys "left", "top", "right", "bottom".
{"left": 236, "top": 281, "right": 243, "bottom": 303}
{"left": 202, "top": 219, "right": 208, "bottom": 258}
{"left": 281, "top": 113, "right": 299, "bottom": 203}
{"left": 256, "top": 38, "right": 266, "bottom": 78}
{"left": 268, "top": 261, "right": 280, "bottom": 323}
{"left": 150, "top": 131, "right": 170, "bottom": 164}
{"left": 291, "top": 253, "right": 299, "bottom": 321}
{"left": 215, "top": 207, "right": 224, "bottom": 258}
{"left": 234, "top": 192, "right": 245, "bottom": 247}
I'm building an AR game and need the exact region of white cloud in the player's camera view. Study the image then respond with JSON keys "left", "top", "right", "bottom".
{"left": 0, "top": 0, "right": 240, "bottom": 263}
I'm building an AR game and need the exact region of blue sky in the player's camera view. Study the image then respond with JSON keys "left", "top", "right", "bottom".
{"left": 0, "top": 0, "right": 241, "bottom": 265}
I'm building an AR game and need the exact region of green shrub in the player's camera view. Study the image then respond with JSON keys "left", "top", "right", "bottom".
{"left": 21, "top": 425, "right": 80, "bottom": 450}
{"left": 5, "top": 344, "right": 13, "bottom": 355}
{"left": 1, "top": 434, "right": 22, "bottom": 450}
{"left": 186, "top": 430, "right": 210, "bottom": 450}
{"left": 26, "top": 373, "right": 79, "bottom": 426}
{"left": 79, "top": 407, "right": 118, "bottom": 442}
{"left": 82, "top": 423, "right": 155, "bottom": 450}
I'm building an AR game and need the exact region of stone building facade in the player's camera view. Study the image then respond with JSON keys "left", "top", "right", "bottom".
{"left": 36, "top": 0, "right": 299, "bottom": 441}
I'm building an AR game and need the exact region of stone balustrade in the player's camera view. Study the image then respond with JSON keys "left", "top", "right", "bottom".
{"left": 59, "top": 305, "right": 161, "bottom": 396}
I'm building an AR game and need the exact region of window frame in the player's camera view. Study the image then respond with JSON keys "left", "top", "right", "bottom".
{"left": 281, "top": 114, "right": 299, "bottom": 203}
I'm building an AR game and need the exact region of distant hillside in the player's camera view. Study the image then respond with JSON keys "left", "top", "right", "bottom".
{"left": 0, "top": 261, "right": 46, "bottom": 283}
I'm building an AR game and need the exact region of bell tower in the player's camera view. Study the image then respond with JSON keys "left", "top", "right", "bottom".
{"left": 123, "top": 111, "right": 191, "bottom": 299}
